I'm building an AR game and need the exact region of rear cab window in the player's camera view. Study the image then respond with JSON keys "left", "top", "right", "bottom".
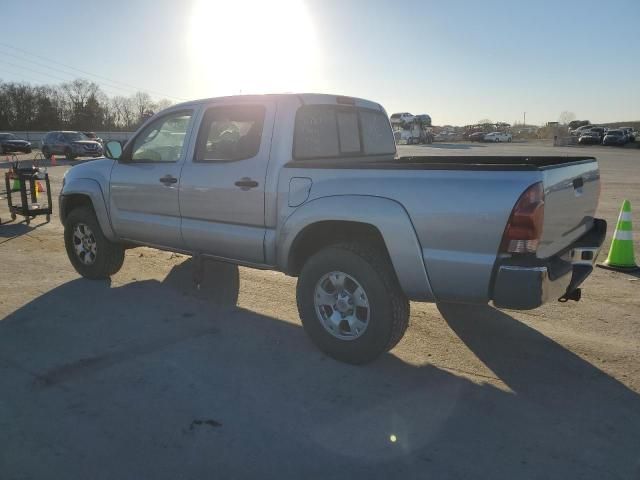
{"left": 293, "top": 104, "right": 396, "bottom": 160}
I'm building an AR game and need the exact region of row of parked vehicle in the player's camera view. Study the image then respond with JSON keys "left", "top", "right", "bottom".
{"left": 468, "top": 131, "right": 513, "bottom": 143}
{"left": 0, "top": 131, "right": 104, "bottom": 159}
{"left": 571, "top": 125, "right": 636, "bottom": 146}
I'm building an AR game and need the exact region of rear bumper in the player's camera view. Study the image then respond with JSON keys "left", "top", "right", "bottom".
{"left": 492, "top": 218, "right": 607, "bottom": 310}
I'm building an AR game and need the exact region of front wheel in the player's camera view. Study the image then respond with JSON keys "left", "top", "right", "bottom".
{"left": 64, "top": 206, "right": 124, "bottom": 279}
{"left": 296, "top": 243, "right": 409, "bottom": 364}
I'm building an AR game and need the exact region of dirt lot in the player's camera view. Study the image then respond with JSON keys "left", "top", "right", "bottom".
{"left": 1, "top": 143, "right": 639, "bottom": 479}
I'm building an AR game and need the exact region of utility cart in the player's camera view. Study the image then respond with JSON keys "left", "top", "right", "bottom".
{"left": 4, "top": 166, "right": 52, "bottom": 225}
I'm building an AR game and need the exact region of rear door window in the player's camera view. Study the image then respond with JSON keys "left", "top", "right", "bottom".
{"left": 294, "top": 105, "right": 395, "bottom": 159}
{"left": 195, "top": 105, "right": 266, "bottom": 161}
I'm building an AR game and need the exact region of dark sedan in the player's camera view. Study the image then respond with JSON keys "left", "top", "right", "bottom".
{"left": 0, "top": 133, "right": 32, "bottom": 154}
{"left": 468, "top": 131, "right": 487, "bottom": 142}
{"left": 602, "top": 129, "right": 628, "bottom": 146}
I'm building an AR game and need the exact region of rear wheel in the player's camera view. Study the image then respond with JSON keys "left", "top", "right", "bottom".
{"left": 65, "top": 148, "right": 75, "bottom": 160}
{"left": 296, "top": 243, "right": 409, "bottom": 364}
{"left": 41, "top": 146, "right": 51, "bottom": 159}
{"left": 64, "top": 206, "right": 124, "bottom": 279}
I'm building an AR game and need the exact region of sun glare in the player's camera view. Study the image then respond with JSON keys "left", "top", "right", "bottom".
{"left": 188, "top": 0, "right": 322, "bottom": 97}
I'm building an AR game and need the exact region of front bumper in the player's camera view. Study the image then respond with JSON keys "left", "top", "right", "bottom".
{"left": 73, "top": 148, "right": 103, "bottom": 157}
{"left": 492, "top": 218, "right": 606, "bottom": 310}
{"left": 2, "top": 143, "right": 31, "bottom": 152}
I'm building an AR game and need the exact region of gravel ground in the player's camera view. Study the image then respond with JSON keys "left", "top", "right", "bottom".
{"left": 0, "top": 143, "right": 639, "bottom": 479}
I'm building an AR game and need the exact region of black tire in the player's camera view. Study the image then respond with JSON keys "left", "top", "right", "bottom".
{"left": 65, "top": 148, "right": 75, "bottom": 160}
{"left": 296, "top": 243, "right": 410, "bottom": 364}
{"left": 41, "top": 146, "right": 51, "bottom": 159}
{"left": 64, "top": 206, "right": 124, "bottom": 279}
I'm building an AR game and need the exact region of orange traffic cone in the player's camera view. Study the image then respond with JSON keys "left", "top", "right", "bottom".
{"left": 51, "top": 154, "right": 57, "bottom": 167}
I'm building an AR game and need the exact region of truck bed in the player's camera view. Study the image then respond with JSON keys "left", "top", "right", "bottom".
{"left": 282, "top": 154, "right": 600, "bottom": 303}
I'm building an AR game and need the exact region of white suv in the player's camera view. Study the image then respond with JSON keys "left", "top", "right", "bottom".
{"left": 484, "top": 131, "right": 512, "bottom": 143}
{"left": 390, "top": 112, "right": 415, "bottom": 124}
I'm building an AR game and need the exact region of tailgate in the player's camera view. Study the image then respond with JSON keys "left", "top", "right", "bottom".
{"left": 537, "top": 159, "right": 600, "bottom": 259}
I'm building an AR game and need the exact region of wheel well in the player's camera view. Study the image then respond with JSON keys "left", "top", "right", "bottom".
{"left": 60, "top": 194, "right": 93, "bottom": 223}
{"left": 288, "top": 221, "right": 390, "bottom": 275}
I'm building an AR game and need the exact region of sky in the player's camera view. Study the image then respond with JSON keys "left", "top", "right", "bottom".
{"left": 0, "top": 0, "right": 638, "bottom": 126}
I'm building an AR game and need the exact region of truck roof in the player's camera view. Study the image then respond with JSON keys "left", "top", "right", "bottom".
{"left": 170, "top": 93, "right": 384, "bottom": 111}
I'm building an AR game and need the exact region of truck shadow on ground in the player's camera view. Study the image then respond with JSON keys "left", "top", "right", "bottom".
{"left": 0, "top": 260, "right": 638, "bottom": 479}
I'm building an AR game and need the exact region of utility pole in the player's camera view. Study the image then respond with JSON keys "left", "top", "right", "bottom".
{"left": 523, "top": 112, "right": 526, "bottom": 126}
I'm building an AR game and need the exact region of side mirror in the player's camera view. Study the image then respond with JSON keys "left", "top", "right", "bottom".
{"left": 105, "top": 140, "right": 123, "bottom": 160}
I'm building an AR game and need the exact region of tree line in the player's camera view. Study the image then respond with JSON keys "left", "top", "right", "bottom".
{"left": 0, "top": 78, "right": 173, "bottom": 132}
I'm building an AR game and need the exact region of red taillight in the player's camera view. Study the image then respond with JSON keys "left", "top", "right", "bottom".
{"left": 500, "top": 182, "right": 545, "bottom": 254}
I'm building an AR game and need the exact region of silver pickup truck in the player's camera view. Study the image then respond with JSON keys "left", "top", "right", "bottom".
{"left": 60, "top": 93, "right": 606, "bottom": 364}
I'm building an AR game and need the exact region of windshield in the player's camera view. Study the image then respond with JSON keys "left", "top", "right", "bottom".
{"left": 64, "top": 132, "right": 89, "bottom": 141}
{"left": 0, "top": 133, "right": 17, "bottom": 140}
{"left": 607, "top": 130, "right": 622, "bottom": 135}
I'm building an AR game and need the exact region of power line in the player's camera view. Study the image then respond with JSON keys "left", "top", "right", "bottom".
{"left": 0, "top": 48, "right": 144, "bottom": 97}
{"left": 0, "top": 60, "right": 124, "bottom": 97}
{"left": 0, "top": 66, "right": 62, "bottom": 87}
{"left": 0, "top": 41, "right": 187, "bottom": 101}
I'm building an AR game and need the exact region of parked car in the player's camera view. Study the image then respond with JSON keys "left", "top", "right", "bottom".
{"left": 568, "top": 120, "right": 590, "bottom": 132}
{"left": 0, "top": 133, "right": 32, "bottom": 154}
{"left": 578, "top": 132, "right": 602, "bottom": 145}
{"left": 413, "top": 114, "right": 432, "bottom": 126}
{"left": 60, "top": 93, "right": 605, "bottom": 364}
{"left": 570, "top": 125, "right": 593, "bottom": 137}
{"left": 389, "top": 112, "right": 415, "bottom": 124}
{"left": 619, "top": 127, "right": 635, "bottom": 142}
{"left": 41, "top": 131, "right": 104, "bottom": 160}
{"left": 468, "top": 131, "right": 487, "bottom": 142}
{"left": 589, "top": 127, "right": 606, "bottom": 140}
{"left": 602, "top": 129, "right": 628, "bottom": 146}
{"left": 484, "top": 131, "right": 512, "bottom": 142}
{"left": 83, "top": 132, "right": 104, "bottom": 145}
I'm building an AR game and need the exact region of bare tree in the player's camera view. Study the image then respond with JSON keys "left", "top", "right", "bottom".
{"left": 61, "top": 79, "right": 100, "bottom": 110}
{"left": 133, "top": 91, "right": 153, "bottom": 123}
{"left": 154, "top": 98, "right": 173, "bottom": 112}
{"left": 0, "top": 78, "right": 174, "bottom": 131}
{"left": 558, "top": 111, "right": 576, "bottom": 125}
{"left": 112, "top": 96, "right": 135, "bottom": 130}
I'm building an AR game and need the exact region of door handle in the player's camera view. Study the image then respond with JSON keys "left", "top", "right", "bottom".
{"left": 234, "top": 178, "right": 259, "bottom": 190}
{"left": 159, "top": 175, "right": 178, "bottom": 185}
